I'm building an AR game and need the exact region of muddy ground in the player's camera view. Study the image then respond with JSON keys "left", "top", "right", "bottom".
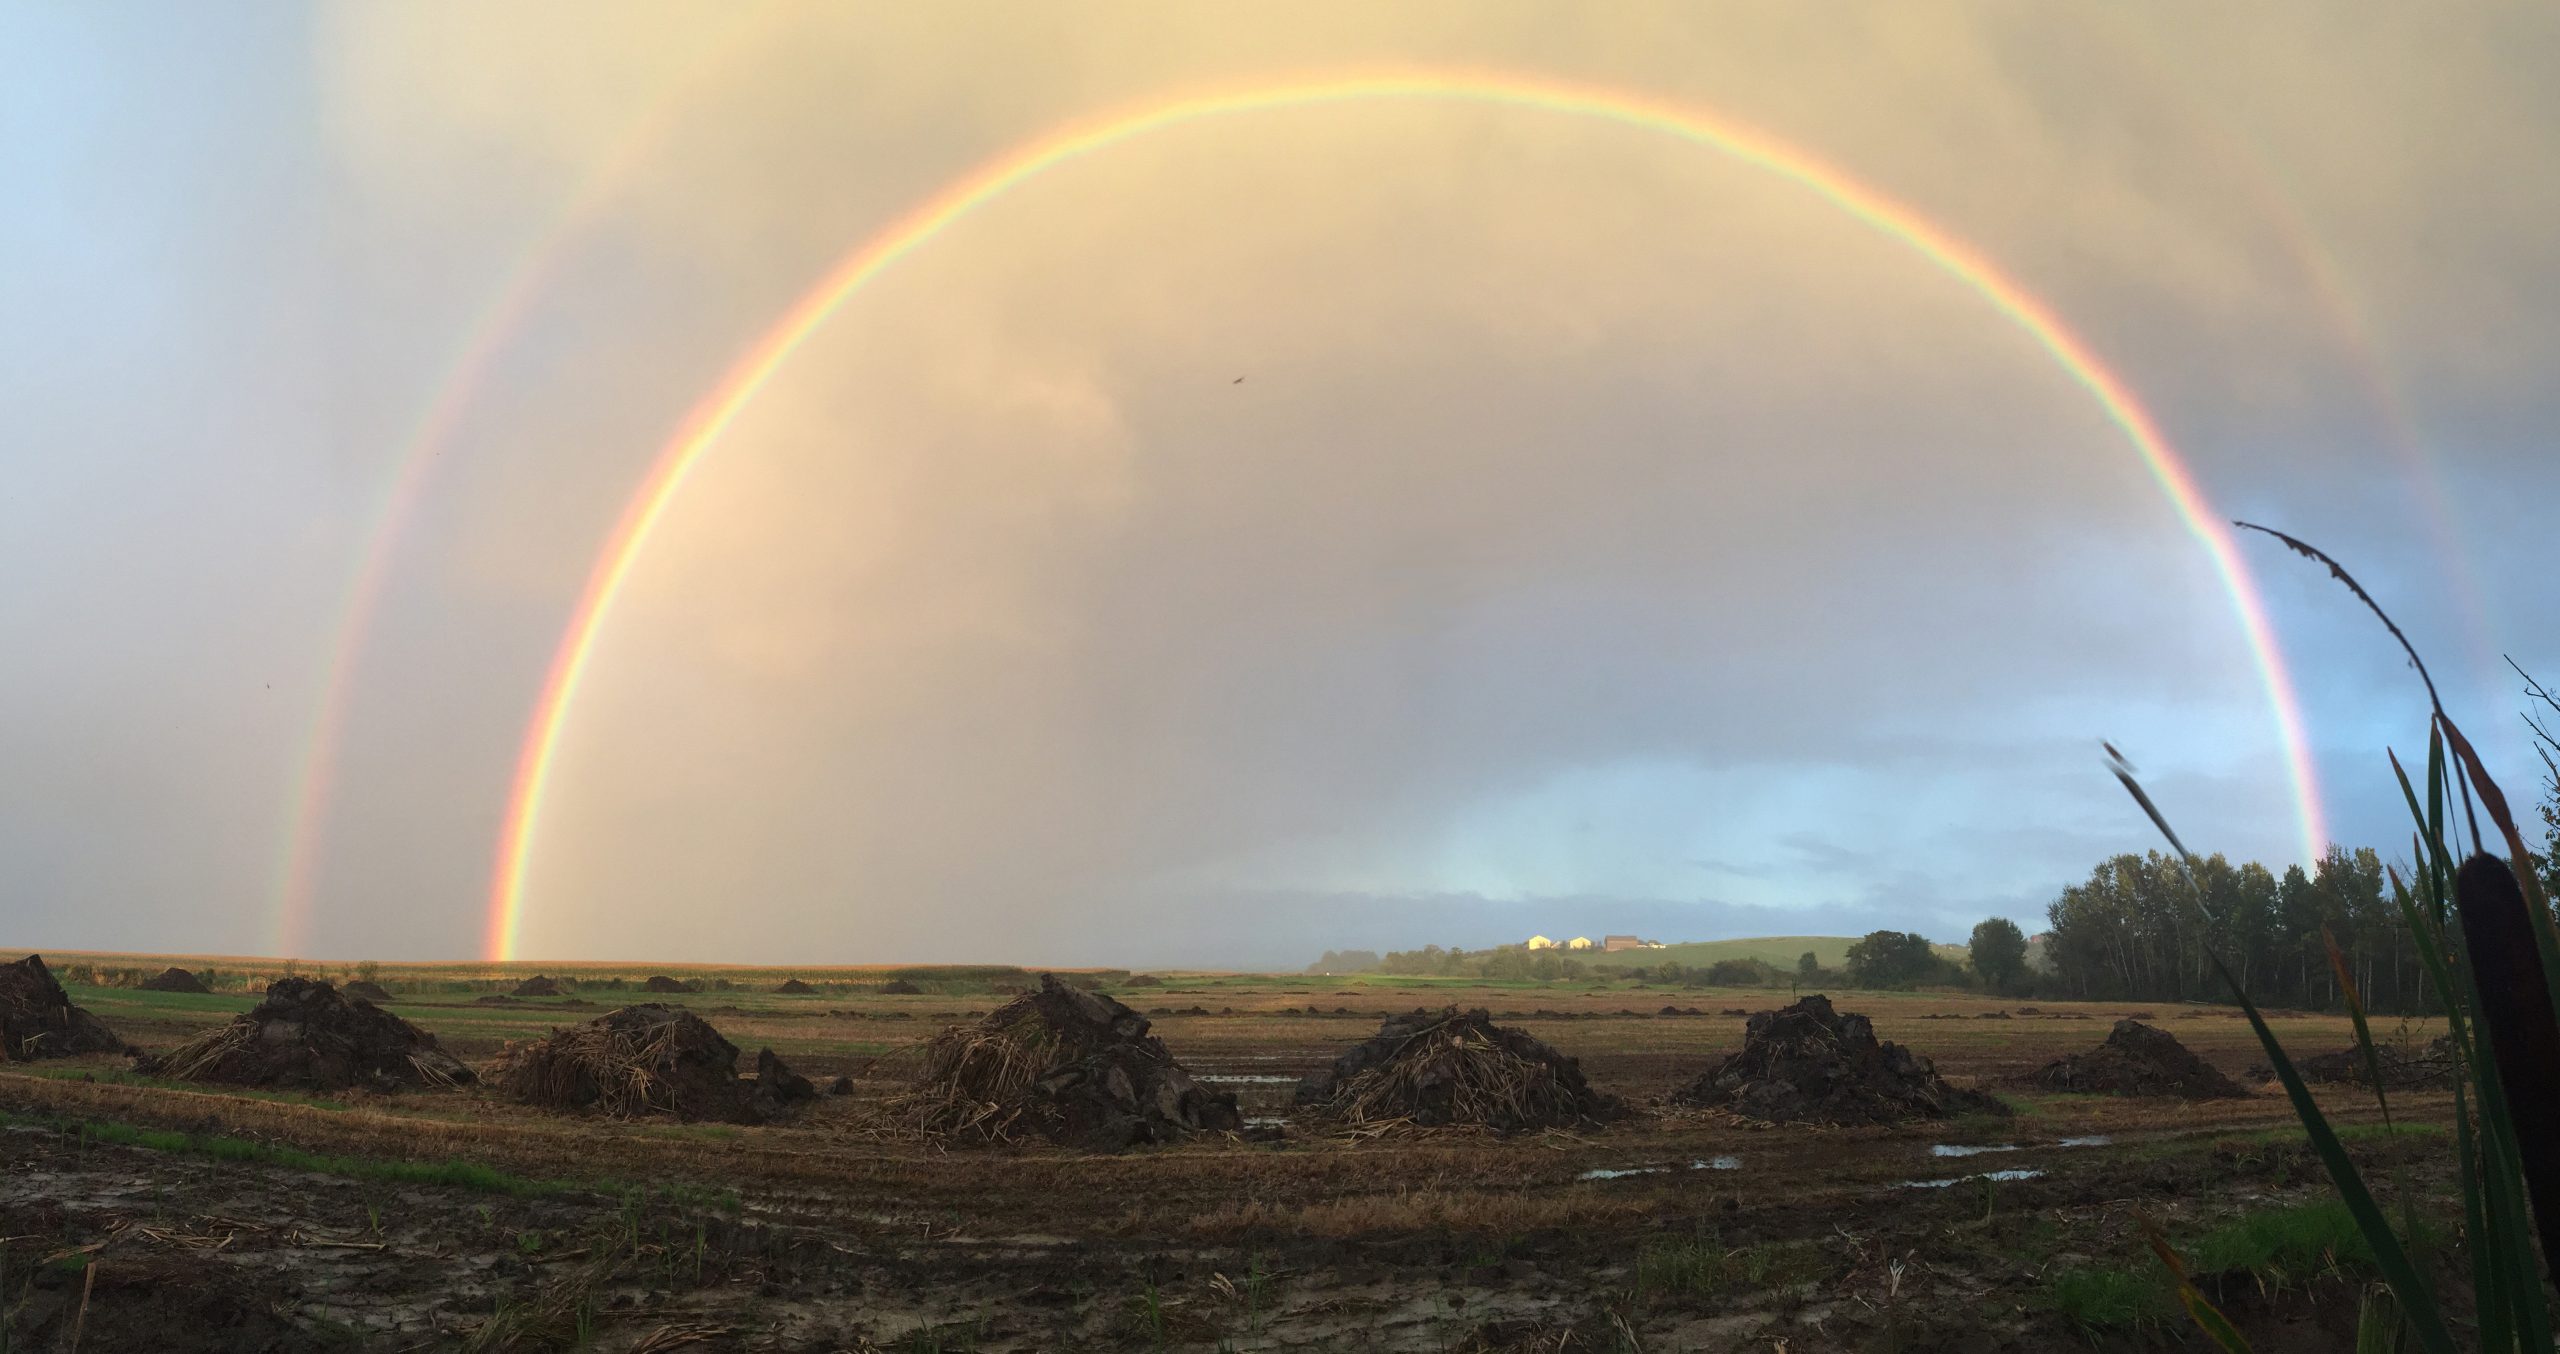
{"left": 0, "top": 976, "right": 2463, "bottom": 1351}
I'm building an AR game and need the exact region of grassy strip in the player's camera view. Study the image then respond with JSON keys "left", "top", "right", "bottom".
{"left": 2045, "top": 1200, "right": 2441, "bottom": 1332}
{"left": 0, "top": 1109, "right": 739, "bottom": 1211}
{"left": 8, "top": 1065, "right": 353, "bottom": 1112}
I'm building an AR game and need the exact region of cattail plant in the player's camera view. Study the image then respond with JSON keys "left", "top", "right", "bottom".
{"left": 2112, "top": 528, "right": 2560, "bottom": 1353}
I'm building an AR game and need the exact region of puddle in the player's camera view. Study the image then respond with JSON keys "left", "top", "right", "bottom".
{"left": 1579, "top": 1156, "right": 1743, "bottom": 1181}
{"left": 1930, "top": 1135, "right": 2112, "bottom": 1158}
{"left": 1244, "top": 1116, "right": 1290, "bottom": 1129}
{"left": 1199, "top": 1074, "right": 1298, "bottom": 1085}
{"left": 1898, "top": 1169, "right": 2044, "bottom": 1189}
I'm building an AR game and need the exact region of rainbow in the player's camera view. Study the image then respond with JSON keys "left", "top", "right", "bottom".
{"left": 2073, "top": 10, "right": 2502, "bottom": 686}
{"left": 483, "top": 70, "right": 2329, "bottom": 961}
{"left": 264, "top": 6, "right": 795, "bottom": 956}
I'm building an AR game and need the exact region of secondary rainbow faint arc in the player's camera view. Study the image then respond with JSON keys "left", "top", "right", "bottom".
{"left": 264, "top": 3, "right": 795, "bottom": 957}
{"left": 484, "top": 70, "right": 2330, "bottom": 961}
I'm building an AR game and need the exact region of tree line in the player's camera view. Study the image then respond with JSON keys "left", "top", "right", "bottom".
{"left": 2039, "top": 845, "right": 2426, "bottom": 1011}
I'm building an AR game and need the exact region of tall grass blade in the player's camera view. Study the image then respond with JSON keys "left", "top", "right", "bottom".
{"left": 2140, "top": 1213, "right": 2256, "bottom": 1353}
{"left": 2237, "top": 521, "right": 2478, "bottom": 850}
{"left": 2323, "top": 924, "right": 2392, "bottom": 1131}
{"left": 2106, "top": 751, "right": 2458, "bottom": 1354}
{"left": 2214, "top": 952, "right": 2457, "bottom": 1354}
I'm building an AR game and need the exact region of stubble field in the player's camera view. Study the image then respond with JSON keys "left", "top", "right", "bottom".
{"left": 0, "top": 957, "right": 2457, "bottom": 1352}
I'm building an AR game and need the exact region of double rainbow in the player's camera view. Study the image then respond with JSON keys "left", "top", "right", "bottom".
{"left": 482, "top": 70, "right": 2328, "bottom": 960}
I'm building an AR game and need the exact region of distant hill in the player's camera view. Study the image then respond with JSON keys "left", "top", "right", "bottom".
{"left": 1575, "top": 936, "right": 1967, "bottom": 970}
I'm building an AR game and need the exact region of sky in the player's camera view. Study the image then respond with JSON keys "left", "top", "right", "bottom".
{"left": 3, "top": 2, "right": 2556, "bottom": 968}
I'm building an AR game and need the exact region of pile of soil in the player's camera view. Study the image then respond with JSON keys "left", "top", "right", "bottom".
{"left": 2021, "top": 1020, "right": 2248, "bottom": 1099}
{"left": 1671, "top": 995, "right": 2007, "bottom": 1125}
{"left": 485, "top": 1004, "right": 816, "bottom": 1123}
{"left": 880, "top": 979, "right": 923, "bottom": 995}
{"left": 513, "top": 975, "right": 567, "bottom": 997}
{"left": 896, "top": 975, "right": 1239, "bottom": 1149}
{"left": 1294, "top": 1008, "right": 1624, "bottom": 1132}
{"left": 342, "top": 980, "right": 394, "bottom": 1003}
{"left": 2251, "top": 1036, "right": 2459, "bottom": 1091}
{"left": 138, "top": 968, "right": 208, "bottom": 994}
{"left": 139, "top": 978, "right": 471, "bottom": 1091}
{"left": 642, "top": 975, "right": 697, "bottom": 994}
{"left": 0, "top": 955, "right": 123, "bottom": 1060}
{"left": 776, "top": 978, "right": 818, "bottom": 995}
{"left": 749, "top": 1047, "right": 819, "bottom": 1120}
{"left": 1123, "top": 974, "right": 1164, "bottom": 988}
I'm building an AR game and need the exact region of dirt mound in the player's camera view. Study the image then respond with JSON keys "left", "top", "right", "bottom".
{"left": 2022, "top": 1020, "right": 2248, "bottom": 1099}
{"left": 750, "top": 1047, "right": 819, "bottom": 1120}
{"left": 1124, "top": 974, "right": 1164, "bottom": 988}
{"left": 342, "top": 980, "right": 393, "bottom": 1003}
{"left": 513, "top": 975, "right": 567, "bottom": 997}
{"left": 138, "top": 967, "right": 208, "bottom": 994}
{"left": 0, "top": 955, "right": 123, "bottom": 1060}
{"left": 1294, "top": 1008, "right": 1624, "bottom": 1132}
{"left": 486, "top": 1004, "right": 815, "bottom": 1122}
{"left": 895, "top": 974, "right": 1239, "bottom": 1149}
{"left": 139, "top": 978, "right": 470, "bottom": 1091}
{"left": 2251, "top": 1036, "right": 2458, "bottom": 1091}
{"left": 1671, "top": 995, "right": 2006, "bottom": 1126}
{"left": 880, "top": 979, "right": 923, "bottom": 995}
{"left": 641, "top": 975, "right": 696, "bottom": 994}
{"left": 776, "top": 978, "right": 818, "bottom": 995}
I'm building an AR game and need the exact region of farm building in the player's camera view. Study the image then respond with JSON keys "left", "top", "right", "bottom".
{"left": 1566, "top": 936, "right": 1594, "bottom": 950}
{"left": 1525, "top": 935, "right": 1556, "bottom": 950}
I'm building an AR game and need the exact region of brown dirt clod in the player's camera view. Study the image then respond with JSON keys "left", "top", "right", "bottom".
{"left": 485, "top": 1003, "right": 815, "bottom": 1123}
{"left": 2022, "top": 1019, "right": 2249, "bottom": 1099}
{"left": 512, "top": 975, "right": 568, "bottom": 997}
{"left": 138, "top": 977, "right": 470, "bottom": 1091}
{"left": 0, "top": 954, "right": 123, "bottom": 1060}
{"left": 895, "top": 974, "right": 1239, "bottom": 1150}
{"left": 775, "top": 978, "right": 817, "bottom": 995}
{"left": 138, "top": 967, "right": 210, "bottom": 994}
{"left": 879, "top": 979, "right": 923, "bottom": 995}
{"left": 1294, "top": 1008, "right": 1625, "bottom": 1133}
{"left": 341, "top": 980, "right": 394, "bottom": 1003}
{"left": 2251, "top": 1036, "right": 2459, "bottom": 1091}
{"left": 641, "top": 975, "right": 697, "bottom": 994}
{"left": 1671, "top": 994, "right": 2007, "bottom": 1126}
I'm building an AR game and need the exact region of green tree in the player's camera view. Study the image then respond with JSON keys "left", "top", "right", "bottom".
{"left": 1797, "top": 950, "right": 1821, "bottom": 978}
{"left": 1968, "top": 918, "right": 2028, "bottom": 994}
{"left": 1843, "top": 930, "right": 1939, "bottom": 989}
{"left": 2525, "top": 662, "right": 2560, "bottom": 903}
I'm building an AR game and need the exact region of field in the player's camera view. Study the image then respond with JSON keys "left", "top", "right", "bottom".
{"left": 1570, "top": 937, "right": 1970, "bottom": 971}
{"left": 0, "top": 956, "right": 2463, "bottom": 1352}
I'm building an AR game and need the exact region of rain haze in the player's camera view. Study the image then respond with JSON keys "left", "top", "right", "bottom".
{"left": 5, "top": 2, "right": 2557, "bottom": 968}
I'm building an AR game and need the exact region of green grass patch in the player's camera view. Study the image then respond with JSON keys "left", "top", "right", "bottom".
{"left": 2223, "top": 1121, "right": 2445, "bottom": 1150}
{"left": 62, "top": 986, "right": 254, "bottom": 1012}
{"left": 8, "top": 1064, "right": 352, "bottom": 1111}
{"left": 0, "top": 1109, "right": 741, "bottom": 1213}
{"left": 2187, "top": 1199, "right": 2414, "bottom": 1279}
{"left": 1632, "top": 1233, "right": 1827, "bottom": 1300}
{"left": 2042, "top": 1264, "right": 2173, "bottom": 1332}
{"left": 2039, "top": 1199, "right": 2433, "bottom": 1333}
{"left": 71, "top": 1118, "right": 565, "bottom": 1195}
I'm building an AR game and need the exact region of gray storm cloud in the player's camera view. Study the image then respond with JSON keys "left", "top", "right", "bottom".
{"left": 3, "top": 2, "right": 2554, "bottom": 965}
